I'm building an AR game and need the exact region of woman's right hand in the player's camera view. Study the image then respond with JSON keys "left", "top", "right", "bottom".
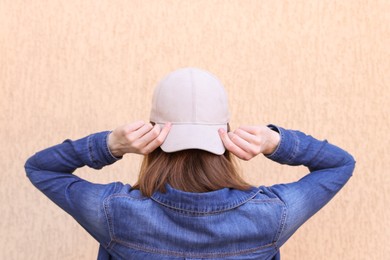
{"left": 107, "top": 121, "right": 171, "bottom": 157}
{"left": 218, "top": 125, "right": 280, "bottom": 161}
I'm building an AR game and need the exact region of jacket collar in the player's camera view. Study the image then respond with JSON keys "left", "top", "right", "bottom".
{"left": 151, "top": 184, "right": 260, "bottom": 214}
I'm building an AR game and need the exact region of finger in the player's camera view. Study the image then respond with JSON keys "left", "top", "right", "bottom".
{"left": 234, "top": 128, "right": 259, "bottom": 144}
{"left": 238, "top": 125, "right": 259, "bottom": 134}
{"left": 218, "top": 129, "right": 249, "bottom": 160}
{"left": 129, "top": 123, "right": 154, "bottom": 140}
{"left": 228, "top": 132, "right": 253, "bottom": 154}
{"left": 238, "top": 125, "right": 269, "bottom": 136}
{"left": 231, "top": 131, "right": 263, "bottom": 156}
{"left": 137, "top": 124, "right": 161, "bottom": 145}
{"left": 143, "top": 122, "right": 172, "bottom": 153}
{"left": 157, "top": 122, "right": 172, "bottom": 143}
{"left": 124, "top": 121, "right": 145, "bottom": 133}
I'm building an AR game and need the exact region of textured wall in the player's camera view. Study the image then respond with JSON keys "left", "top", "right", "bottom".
{"left": 1, "top": 0, "right": 389, "bottom": 259}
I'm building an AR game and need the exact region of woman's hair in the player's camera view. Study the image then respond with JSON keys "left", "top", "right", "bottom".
{"left": 133, "top": 148, "right": 252, "bottom": 197}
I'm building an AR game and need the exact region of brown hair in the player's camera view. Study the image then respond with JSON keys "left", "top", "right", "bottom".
{"left": 133, "top": 148, "right": 252, "bottom": 197}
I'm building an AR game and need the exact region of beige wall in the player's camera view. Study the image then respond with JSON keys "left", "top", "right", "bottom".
{"left": 1, "top": 1, "right": 389, "bottom": 259}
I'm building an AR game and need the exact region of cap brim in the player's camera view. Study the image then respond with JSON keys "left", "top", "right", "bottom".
{"left": 158, "top": 124, "right": 227, "bottom": 155}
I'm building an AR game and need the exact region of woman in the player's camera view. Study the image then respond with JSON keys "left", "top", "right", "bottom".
{"left": 25, "top": 68, "right": 355, "bottom": 259}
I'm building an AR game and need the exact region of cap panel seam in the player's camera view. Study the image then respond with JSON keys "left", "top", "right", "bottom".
{"left": 190, "top": 69, "right": 196, "bottom": 122}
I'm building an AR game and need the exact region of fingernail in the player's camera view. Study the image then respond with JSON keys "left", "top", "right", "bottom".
{"left": 218, "top": 128, "right": 225, "bottom": 134}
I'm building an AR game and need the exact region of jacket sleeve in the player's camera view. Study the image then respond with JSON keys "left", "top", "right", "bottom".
{"left": 265, "top": 125, "right": 356, "bottom": 247}
{"left": 24, "top": 131, "right": 122, "bottom": 246}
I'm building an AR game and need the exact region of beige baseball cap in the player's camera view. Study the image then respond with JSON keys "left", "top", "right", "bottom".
{"left": 150, "top": 67, "right": 230, "bottom": 155}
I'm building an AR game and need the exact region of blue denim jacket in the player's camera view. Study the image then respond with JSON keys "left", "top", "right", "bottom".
{"left": 25, "top": 125, "right": 355, "bottom": 260}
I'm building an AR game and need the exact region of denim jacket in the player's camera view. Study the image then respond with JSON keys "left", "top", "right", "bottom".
{"left": 25, "top": 125, "right": 355, "bottom": 260}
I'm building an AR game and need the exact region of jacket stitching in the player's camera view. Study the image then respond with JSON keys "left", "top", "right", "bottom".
{"left": 287, "top": 131, "right": 300, "bottom": 164}
{"left": 267, "top": 187, "right": 288, "bottom": 244}
{"left": 248, "top": 198, "right": 285, "bottom": 204}
{"left": 111, "top": 239, "right": 275, "bottom": 258}
{"left": 150, "top": 189, "right": 261, "bottom": 214}
{"left": 87, "top": 135, "right": 96, "bottom": 167}
{"left": 103, "top": 196, "right": 117, "bottom": 244}
{"left": 273, "top": 204, "right": 287, "bottom": 244}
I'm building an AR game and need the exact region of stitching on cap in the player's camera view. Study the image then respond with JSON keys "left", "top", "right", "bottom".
{"left": 190, "top": 68, "right": 196, "bottom": 122}
{"left": 154, "top": 73, "right": 173, "bottom": 122}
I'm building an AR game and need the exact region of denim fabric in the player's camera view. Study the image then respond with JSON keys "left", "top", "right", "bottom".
{"left": 25, "top": 126, "right": 355, "bottom": 260}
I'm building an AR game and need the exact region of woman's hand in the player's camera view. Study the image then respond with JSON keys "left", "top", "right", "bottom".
{"left": 107, "top": 121, "right": 171, "bottom": 157}
{"left": 218, "top": 125, "right": 280, "bottom": 161}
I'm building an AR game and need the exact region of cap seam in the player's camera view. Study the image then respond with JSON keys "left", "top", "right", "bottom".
{"left": 191, "top": 69, "right": 197, "bottom": 122}
{"left": 154, "top": 73, "right": 173, "bottom": 122}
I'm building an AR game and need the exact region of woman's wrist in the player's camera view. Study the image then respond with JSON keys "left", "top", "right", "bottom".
{"left": 107, "top": 132, "right": 125, "bottom": 157}
{"left": 263, "top": 128, "right": 281, "bottom": 155}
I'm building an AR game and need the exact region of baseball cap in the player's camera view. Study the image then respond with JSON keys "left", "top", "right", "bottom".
{"left": 150, "top": 67, "right": 230, "bottom": 155}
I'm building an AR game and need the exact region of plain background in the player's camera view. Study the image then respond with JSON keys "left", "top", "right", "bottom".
{"left": 1, "top": 0, "right": 389, "bottom": 259}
